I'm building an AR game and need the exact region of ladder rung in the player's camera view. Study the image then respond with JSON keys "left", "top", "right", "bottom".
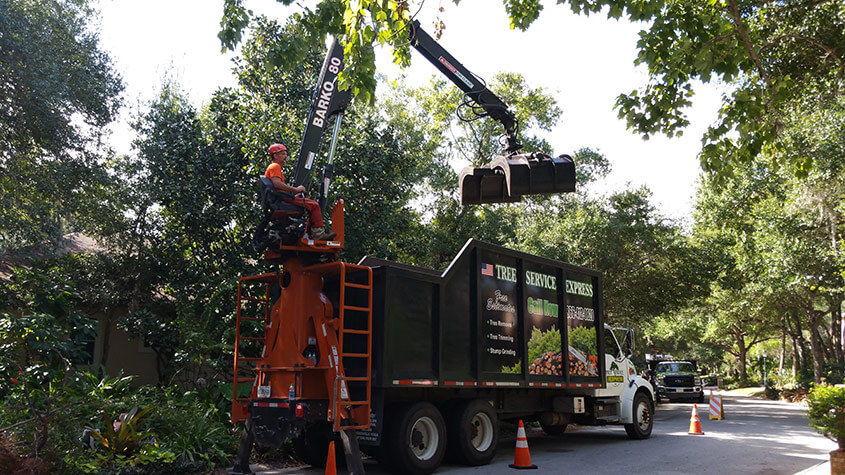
{"left": 239, "top": 336, "right": 265, "bottom": 341}
{"left": 342, "top": 305, "right": 370, "bottom": 312}
{"left": 342, "top": 329, "right": 369, "bottom": 335}
{"left": 343, "top": 283, "right": 370, "bottom": 289}
{"left": 235, "top": 378, "right": 254, "bottom": 383}
{"left": 341, "top": 376, "right": 370, "bottom": 382}
{"left": 341, "top": 352, "right": 368, "bottom": 358}
{"left": 238, "top": 357, "right": 262, "bottom": 361}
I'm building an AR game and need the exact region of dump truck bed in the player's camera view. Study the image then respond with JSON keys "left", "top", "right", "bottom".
{"left": 357, "top": 239, "right": 606, "bottom": 389}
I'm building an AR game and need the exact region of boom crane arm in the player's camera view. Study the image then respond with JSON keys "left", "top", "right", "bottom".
{"left": 408, "top": 20, "right": 521, "bottom": 154}
{"left": 291, "top": 38, "right": 352, "bottom": 211}
{"left": 408, "top": 20, "right": 576, "bottom": 205}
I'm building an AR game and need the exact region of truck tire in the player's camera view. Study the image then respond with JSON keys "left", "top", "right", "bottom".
{"left": 385, "top": 402, "right": 447, "bottom": 475}
{"left": 697, "top": 392, "right": 705, "bottom": 404}
{"left": 446, "top": 399, "right": 498, "bottom": 466}
{"left": 539, "top": 420, "right": 567, "bottom": 436}
{"left": 624, "top": 391, "right": 653, "bottom": 440}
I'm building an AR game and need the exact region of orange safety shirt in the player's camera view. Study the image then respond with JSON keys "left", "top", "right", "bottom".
{"left": 264, "top": 162, "right": 284, "bottom": 182}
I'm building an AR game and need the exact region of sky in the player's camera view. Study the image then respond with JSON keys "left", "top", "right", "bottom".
{"left": 95, "top": 0, "right": 725, "bottom": 221}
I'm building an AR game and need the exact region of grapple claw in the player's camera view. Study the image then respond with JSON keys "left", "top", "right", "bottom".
{"left": 459, "top": 153, "right": 576, "bottom": 205}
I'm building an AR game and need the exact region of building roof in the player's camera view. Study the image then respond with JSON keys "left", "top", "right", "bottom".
{"left": 0, "top": 232, "right": 105, "bottom": 280}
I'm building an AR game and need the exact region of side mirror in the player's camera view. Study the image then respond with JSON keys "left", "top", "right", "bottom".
{"left": 624, "top": 329, "right": 634, "bottom": 357}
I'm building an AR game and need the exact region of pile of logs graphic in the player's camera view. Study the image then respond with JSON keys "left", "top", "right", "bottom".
{"left": 528, "top": 348, "right": 598, "bottom": 376}
{"left": 529, "top": 351, "right": 564, "bottom": 376}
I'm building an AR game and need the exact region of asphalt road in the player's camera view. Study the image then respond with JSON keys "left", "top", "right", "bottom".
{"left": 248, "top": 393, "right": 837, "bottom": 475}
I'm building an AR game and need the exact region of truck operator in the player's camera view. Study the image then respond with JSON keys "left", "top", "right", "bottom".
{"left": 265, "top": 143, "right": 335, "bottom": 241}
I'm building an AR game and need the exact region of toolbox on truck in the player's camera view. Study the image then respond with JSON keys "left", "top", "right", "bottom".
{"left": 358, "top": 239, "right": 606, "bottom": 389}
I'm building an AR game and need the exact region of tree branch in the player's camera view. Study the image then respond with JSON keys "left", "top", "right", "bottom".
{"left": 726, "top": 0, "right": 777, "bottom": 113}
{"left": 760, "top": 34, "right": 843, "bottom": 68}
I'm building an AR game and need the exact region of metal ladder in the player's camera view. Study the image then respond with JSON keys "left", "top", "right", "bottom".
{"left": 308, "top": 261, "right": 373, "bottom": 432}
{"left": 231, "top": 273, "right": 276, "bottom": 423}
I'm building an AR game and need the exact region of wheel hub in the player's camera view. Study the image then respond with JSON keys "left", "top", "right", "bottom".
{"left": 409, "top": 416, "right": 439, "bottom": 460}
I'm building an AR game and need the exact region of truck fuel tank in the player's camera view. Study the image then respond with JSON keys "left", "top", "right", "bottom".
{"left": 459, "top": 153, "right": 576, "bottom": 205}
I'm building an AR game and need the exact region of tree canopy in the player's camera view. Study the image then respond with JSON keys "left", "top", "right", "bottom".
{"left": 0, "top": 0, "right": 123, "bottom": 251}
{"left": 220, "top": 0, "right": 844, "bottom": 180}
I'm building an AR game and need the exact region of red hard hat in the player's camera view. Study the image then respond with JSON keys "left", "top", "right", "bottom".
{"left": 268, "top": 143, "right": 287, "bottom": 155}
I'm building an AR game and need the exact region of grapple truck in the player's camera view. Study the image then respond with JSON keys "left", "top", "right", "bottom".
{"left": 231, "top": 239, "right": 654, "bottom": 474}
{"left": 232, "top": 22, "right": 653, "bottom": 475}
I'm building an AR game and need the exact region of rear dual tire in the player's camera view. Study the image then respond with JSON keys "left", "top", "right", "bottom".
{"left": 446, "top": 399, "right": 498, "bottom": 466}
{"left": 384, "top": 402, "right": 447, "bottom": 475}
{"left": 383, "top": 399, "right": 498, "bottom": 474}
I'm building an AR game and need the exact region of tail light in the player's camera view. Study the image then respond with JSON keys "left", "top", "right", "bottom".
{"left": 295, "top": 403, "right": 305, "bottom": 418}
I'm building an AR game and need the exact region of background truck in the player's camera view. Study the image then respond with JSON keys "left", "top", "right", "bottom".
{"left": 646, "top": 354, "right": 704, "bottom": 403}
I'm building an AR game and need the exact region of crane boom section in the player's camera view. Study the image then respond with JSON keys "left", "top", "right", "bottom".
{"left": 408, "top": 20, "right": 520, "bottom": 154}
{"left": 292, "top": 38, "right": 352, "bottom": 189}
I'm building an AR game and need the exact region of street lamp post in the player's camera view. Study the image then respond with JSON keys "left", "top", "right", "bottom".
{"left": 762, "top": 349, "right": 767, "bottom": 387}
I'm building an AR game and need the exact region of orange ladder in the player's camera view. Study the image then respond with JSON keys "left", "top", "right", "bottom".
{"left": 308, "top": 262, "right": 373, "bottom": 431}
{"left": 231, "top": 273, "right": 276, "bottom": 423}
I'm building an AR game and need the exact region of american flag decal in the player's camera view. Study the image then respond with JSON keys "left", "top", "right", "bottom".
{"left": 481, "top": 262, "right": 494, "bottom": 277}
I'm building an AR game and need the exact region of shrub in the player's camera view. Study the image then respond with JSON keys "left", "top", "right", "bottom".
{"left": 807, "top": 384, "right": 845, "bottom": 449}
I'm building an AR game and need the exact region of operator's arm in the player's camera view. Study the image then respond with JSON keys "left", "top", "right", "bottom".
{"left": 270, "top": 177, "right": 305, "bottom": 194}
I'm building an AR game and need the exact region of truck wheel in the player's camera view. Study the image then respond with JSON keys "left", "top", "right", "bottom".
{"left": 624, "top": 391, "right": 653, "bottom": 440}
{"left": 446, "top": 399, "right": 498, "bottom": 466}
{"left": 697, "top": 392, "right": 705, "bottom": 404}
{"left": 539, "top": 420, "right": 567, "bottom": 436}
{"left": 385, "top": 402, "right": 447, "bottom": 475}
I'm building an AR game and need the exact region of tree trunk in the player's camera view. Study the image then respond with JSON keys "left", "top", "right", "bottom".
{"left": 735, "top": 328, "right": 748, "bottom": 383}
{"left": 816, "top": 325, "right": 833, "bottom": 362}
{"left": 779, "top": 318, "right": 786, "bottom": 372}
{"left": 99, "top": 309, "right": 116, "bottom": 371}
{"left": 831, "top": 294, "right": 843, "bottom": 363}
{"left": 807, "top": 305, "right": 825, "bottom": 383}
{"left": 790, "top": 311, "right": 809, "bottom": 372}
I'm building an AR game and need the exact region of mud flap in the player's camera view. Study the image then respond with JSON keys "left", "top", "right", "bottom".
{"left": 459, "top": 153, "right": 575, "bottom": 205}
{"left": 340, "top": 427, "right": 366, "bottom": 475}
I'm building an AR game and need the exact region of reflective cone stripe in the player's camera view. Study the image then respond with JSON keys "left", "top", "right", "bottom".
{"left": 509, "top": 420, "right": 538, "bottom": 470}
{"left": 325, "top": 440, "right": 336, "bottom": 475}
{"left": 688, "top": 404, "right": 704, "bottom": 435}
{"left": 709, "top": 391, "right": 724, "bottom": 420}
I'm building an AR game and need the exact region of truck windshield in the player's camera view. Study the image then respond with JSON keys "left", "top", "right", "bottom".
{"left": 657, "top": 362, "right": 695, "bottom": 373}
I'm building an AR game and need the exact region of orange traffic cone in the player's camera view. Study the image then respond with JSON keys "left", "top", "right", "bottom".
{"left": 509, "top": 420, "right": 538, "bottom": 470}
{"left": 688, "top": 404, "right": 704, "bottom": 435}
{"left": 325, "top": 440, "right": 336, "bottom": 475}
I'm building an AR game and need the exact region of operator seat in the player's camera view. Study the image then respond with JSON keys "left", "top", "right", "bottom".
{"left": 252, "top": 177, "right": 309, "bottom": 252}
{"left": 258, "top": 177, "right": 306, "bottom": 219}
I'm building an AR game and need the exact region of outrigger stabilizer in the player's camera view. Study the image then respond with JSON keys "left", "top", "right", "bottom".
{"left": 408, "top": 20, "right": 576, "bottom": 204}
